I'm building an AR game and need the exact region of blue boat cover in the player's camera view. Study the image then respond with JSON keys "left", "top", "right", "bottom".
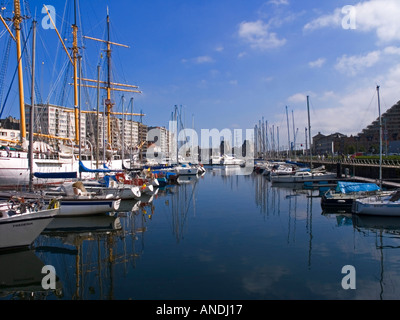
{"left": 34, "top": 172, "right": 77, "bottom": 179}
{"left": 285, "top": 160, "right": 309, "bottom": 168}
{"left": 79, "top": 161, "right": 122, "bottom": 173}
{"left": 336, "top": 181, "right": 380, "bottom": 194}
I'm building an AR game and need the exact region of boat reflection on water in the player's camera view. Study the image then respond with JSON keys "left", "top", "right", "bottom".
{"left": 353, "top": 214, "right": 400, "bottom": 235}
{"left": 321, "top": 211, "right": 353, "bottom": 227}
{"left": 116, "top": 199, "right": 141, "bottom": 213}
{"left": 0, "top": 249, "right": 62, "bottom": 300}
{"left": 44, "top": 215, "right": 123, "bottom": 233}
{"left": 31, "top": 184, "right": 163, "bottom": 300}
{"left": 35, "top": 214, "right": 126, "bottom": 300}
{"left": 352, "top": 214, "right": 400, "bottom": 300}
{"left": 177, "top": 174, "right": 200, "bottom": 185}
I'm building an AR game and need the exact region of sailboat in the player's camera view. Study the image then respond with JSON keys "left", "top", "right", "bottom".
{"left": 270, "top": 96, "right": 336, "bottom": 183}
{"left": 0, "top": 249, "right": 62, "bottom": 298}
{"left": 0, "top": 2, "right": 79, "bottom": 188}
{"left": 353, "top": 86, "right": 400, "bottom": 217}
{"left": 0, "top": 197, "right": 59, "bottom": 250}
{"left": 0, "top": 1, "right": 143, "bottom": 188}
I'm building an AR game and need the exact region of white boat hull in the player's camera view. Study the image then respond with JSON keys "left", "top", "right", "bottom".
{"left": 0, "top": 208, "right": 59, "bottom": 250}
{"left": 0, "top": 154, "right": 77, "bottom": 187}
{"left": 176, "top": 166, "right": 199, "bottom": 175}
{"left": 354, "top": 200, "right": 400, "bottom": 217}
{"left": 100, "top": 186, "right": 141, "bottom": 200}
{"left": 57, "top": 198, "right": 121, "bottom": 217}
{"left": 0, "top": 155, "right": 125, "bottom": 188}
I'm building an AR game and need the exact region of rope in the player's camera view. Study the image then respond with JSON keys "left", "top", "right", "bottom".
{"left": 0, "top": 23, "right": 32, "bottom": 119}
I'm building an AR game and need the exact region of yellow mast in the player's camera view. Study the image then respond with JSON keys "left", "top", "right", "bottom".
{"left": 43, "top": 2, "right": 79, "bottom": 145}
{"left": 106, "top": 12, "right": 112, "bottom": 146}
{"left": 13, "top": 0, "right": 26, "bottom": 146}
{"left": 72, "top": 0, "right": 79, "bottom": 145}
{"left": 72, "top": 23, "right": 79, "bottom": 145}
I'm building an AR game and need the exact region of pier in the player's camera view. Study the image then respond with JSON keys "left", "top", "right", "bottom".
{"left": 266, "top": 156, "right": 400, "bottom": 189}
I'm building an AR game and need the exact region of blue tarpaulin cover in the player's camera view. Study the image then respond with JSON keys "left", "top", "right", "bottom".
{"left": 336, "top": 181, "right": 380, "bottom": 194}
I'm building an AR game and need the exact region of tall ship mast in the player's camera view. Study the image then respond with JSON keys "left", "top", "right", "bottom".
{"left": 82, "top": 7, "right": 143, "bottom": 150}
{"left": 0, "top": 0, "right": 80, "bottom": 188}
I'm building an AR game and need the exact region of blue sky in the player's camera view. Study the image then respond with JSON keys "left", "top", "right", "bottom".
{"left": 2, "top": 0, "right": 400, "bottom": 149}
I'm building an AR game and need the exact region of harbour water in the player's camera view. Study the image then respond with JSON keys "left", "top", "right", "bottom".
{"left": 2, "top": 166, "right": 400, "bottom": 300}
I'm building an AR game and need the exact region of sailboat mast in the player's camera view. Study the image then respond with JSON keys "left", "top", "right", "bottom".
{"left": 292, "top": 110, "right": 296, "bottom": 153}
{"left": 106, "top": 8, "right": 113, "bottom": 146}
{"left": 121, "top": 95, "right": 125, "bottom": 162}
{"left": 13, "top": 0, "right": 26, "bottom": 146}
{"left": 72, "top": 0, "right": 79, "bottom": 145}
{"left": 286, "top": 106, "right": 290, "bottom": 158}
{"left": 307, "top": 96, "right": 313, "bottom": 172}
{"left": 29, "top": 19, "right": 37, "bottom": 192}
{"left": 377, "top": 85, "right": 382, "bottom": 188}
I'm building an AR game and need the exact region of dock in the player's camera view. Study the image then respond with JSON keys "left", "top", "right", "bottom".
{"left": 351, "top": 176, "right": 400, "bottom": 189}
{"left": 303, "top": 176, "right": 400, "bottom": 189}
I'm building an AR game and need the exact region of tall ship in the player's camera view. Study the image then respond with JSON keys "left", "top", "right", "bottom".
{"left": 0, "top": 0, "right": 143, "bottom": 189}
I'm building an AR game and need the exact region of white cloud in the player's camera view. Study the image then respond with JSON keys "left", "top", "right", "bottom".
{"left": 335, "top": 51, "right": 381, "bottom": 76}
{"left": 304, "top": 0, "right": 400, "bottom": 43}
{"left": 309, "top": 58, "right": 326, "bottom": 68}
{"left": 262, "top": 76, "right": 274, "bottom": 82}
{"left": 195, "top": 55, "right": 214, "bottom": 64}
{"left": 303, "top": 8, "right": 342, "bottom": 31}
{"left": 384, "top": 46, "right": 400, "bottom": 55}
{"left": 238, "top": 20, "right": 286, "bottom": 50}
{"left": 290, "top": 62, "right": 400, "bottom": 136}
{"left": 268, "top": 0, "right": 289, "bottom": 6}
{"left": 287, "top": 93, "right": 308, "bottom": 104}
{"left": 182, "top": 55, "right": 215, "bottom": 65}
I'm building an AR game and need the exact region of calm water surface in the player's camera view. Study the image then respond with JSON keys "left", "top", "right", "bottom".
{"left": 2, "top": 166, "right": 400, "bottom": 300}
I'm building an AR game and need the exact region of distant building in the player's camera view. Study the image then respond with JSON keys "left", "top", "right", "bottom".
{"left": 0, "top": 116, "right": 20, "bottom": 130}
{"left": 313, "top": 132, "right": 347, "bottom": 155}
{"left": 355, "top": 100, "right": 400, "bottom": 153}
{"left": 25, "top": 103, "right": 85, "bottom": 143}
{"left": 312, "top": 100, "right": 400, "bottom": 155}
{"left": 0, "top": 116, "right": 21, "bottom": 143}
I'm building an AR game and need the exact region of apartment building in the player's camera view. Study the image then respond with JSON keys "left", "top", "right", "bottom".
{"left": 25, "top": 103, "right": 86, "bottom": 143}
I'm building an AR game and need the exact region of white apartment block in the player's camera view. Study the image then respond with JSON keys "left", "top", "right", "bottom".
{"left": 25, "top": 104, "right": 86, "bottom": 143}
{"left": 12, "top": 104, "right": 153, "bottom": 157}
{"left": 110, "top": 117, "right": 141, "bottom": 150}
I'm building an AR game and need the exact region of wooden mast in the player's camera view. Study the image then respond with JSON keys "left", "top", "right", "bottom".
{"left": 106, "top": 9, "right": 113, "bottom": 146}
{"left": 29, "top": 19, "right": 37, "bottom": 192}
{"left": 43, "top": 2, "right": 79, "bottom": 145}
{"left": 72, "top": 0, "right": 80, "bottom": 145}
{"left": 13, "top": 0, "right": 26, "bottom": 147}
{"left": 82, "top": 7, "right": 142, "bottom": 152}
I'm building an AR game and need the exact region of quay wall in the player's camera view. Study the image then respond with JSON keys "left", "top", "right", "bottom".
{"left": 327, "top": 162, "right": 400, "bottom": 181}
{"left": 290, "top": 159, "right": 400, "bottom": 182}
